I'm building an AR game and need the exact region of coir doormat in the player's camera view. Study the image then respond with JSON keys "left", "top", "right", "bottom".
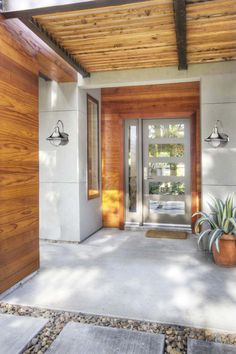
{"left": 145, "top": 230, "right": 187, "bottom": 239}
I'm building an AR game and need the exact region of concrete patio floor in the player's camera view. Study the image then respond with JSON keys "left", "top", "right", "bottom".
{"left": 3, "top": 229, "right": 236, "bottom": 332}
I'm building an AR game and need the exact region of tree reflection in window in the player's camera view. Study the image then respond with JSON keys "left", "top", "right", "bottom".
{"left": 149, "top": 144, "right": 184, "bottom": 158}
{"left": 148, "top": 124, "right": 184, "bottom": 139}
{"left": 149, "top": 182, "right": 185, "bottom": 195}
{"left": 148, "top": 162, "right": 185, "bottom": 177}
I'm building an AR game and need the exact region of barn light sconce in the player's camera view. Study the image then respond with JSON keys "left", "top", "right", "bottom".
{"left": 204, "top": 120, "right": 229, "bottom": 148}
{"left": 47, "top": 120, "right": 69, "bottom": 147}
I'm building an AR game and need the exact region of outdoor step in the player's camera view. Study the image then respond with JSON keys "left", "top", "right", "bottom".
{"left": 0, "top": 313, "right": 48, "bottom": 354}
{"left": 46, "top": 322, "right": 165, "bottom": 354}
{"left": 187, "top": 338, "right": 236, "bottom": 354}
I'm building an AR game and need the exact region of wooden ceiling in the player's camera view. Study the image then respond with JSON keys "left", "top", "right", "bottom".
{"left": 31, "top": 0, "right": 236, "bottom": 73}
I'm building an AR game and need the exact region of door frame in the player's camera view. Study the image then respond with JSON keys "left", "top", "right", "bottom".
{"left": 119, "top": 112, "right": 201, "bottom": 230}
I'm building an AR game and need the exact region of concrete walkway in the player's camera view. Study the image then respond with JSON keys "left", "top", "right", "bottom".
{"left": 46, "top": 322, "right": 165, "bottom": 354}
{"left": 3, "top": 229, "right": 236, "bottom": 332}
{"left": 0, "top": 313, "right": 48, "bottom": 354}
{"left": 188, "top": 339, "right": 236, "bottom": 354}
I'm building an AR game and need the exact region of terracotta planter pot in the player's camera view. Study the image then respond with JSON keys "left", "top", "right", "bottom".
{"left": 213, "top": 234, "right": 236, "bottom": 267}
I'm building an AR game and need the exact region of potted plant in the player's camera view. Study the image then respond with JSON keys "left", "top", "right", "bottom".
{"left": 193, "top": 194, "right": 236, "bottom": 267}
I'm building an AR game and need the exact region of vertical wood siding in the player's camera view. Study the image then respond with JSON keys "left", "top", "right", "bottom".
{"left": 0, "top": 19, "right": 39, "bottom": 293}
{"left": 0, "top": 16, "right": 77, "bottom": 293}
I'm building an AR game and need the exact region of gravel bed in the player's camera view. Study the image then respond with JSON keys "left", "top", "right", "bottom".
{"left": 1, "top": 302, "right": 236, "bottom": 354}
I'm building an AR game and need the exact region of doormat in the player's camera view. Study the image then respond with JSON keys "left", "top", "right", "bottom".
{"left": 145, "top": 230, "right": 187, "bottom": 239}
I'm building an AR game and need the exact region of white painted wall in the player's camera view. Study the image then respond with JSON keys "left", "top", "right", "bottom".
{"left": 201, "top": 72, "right": 236, "bottom": 210}
{"left": 39, "top": 79, "right": 80, "bottom": 242}
{"left": 79, "top": 61, "right": 236, "bottom": 211}
{"left": 39, "top": 79, "right": 102, "bottom": 242}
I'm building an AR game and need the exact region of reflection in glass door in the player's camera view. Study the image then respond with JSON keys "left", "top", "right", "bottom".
{"left": 125, "top": 120, "right": 141, "bottom": 225}
{"left": 124, "top": 118, "right": 192, "bottom": 228}
{"left": 143, "top": 119, "right": 191, "bottom": 227}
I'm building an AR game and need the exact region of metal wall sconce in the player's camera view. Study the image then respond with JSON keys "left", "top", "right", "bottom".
{"left": 47, "top": 120, "right": 69, "bottom": 147}
{"left": 204, "top": 120, "right": 229, "bottom": 148}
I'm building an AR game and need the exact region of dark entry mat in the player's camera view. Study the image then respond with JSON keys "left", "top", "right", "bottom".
{"left": 145, "top": 230, "right": 187, "bottom": 239}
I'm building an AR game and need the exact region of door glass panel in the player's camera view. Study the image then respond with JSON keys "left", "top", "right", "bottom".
{"left": 128, "top": 126, "right": 137, "bottom": 212}
{"left": 148, "top": 162, "right": 185, "bottom": 177}
{"left": 148, "top": 124, "right": 184, "bottom": 139}
{"left": 149, "top": 200, "right": 185, "bottom": 215}
{"left": 149, "top": 181, "right": 185, "bottom": 195}
{"left": 149, "top": 144, "right": 184, "bottom": 158}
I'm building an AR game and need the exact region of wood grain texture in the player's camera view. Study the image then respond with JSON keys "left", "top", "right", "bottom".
{"left": 33, "top": 0, "right": 236, "bottom": 72}
{"left": 101, "top": 82, "right": 201, "bottom": 228}
{"left": 0, "top": 17, "right": 40, "bottom": 294}
{"left": 0, "top": 15, "right": 77, "bottom": 82}
{"left": 0, "top": 13, "right": 79, "bottom": 293}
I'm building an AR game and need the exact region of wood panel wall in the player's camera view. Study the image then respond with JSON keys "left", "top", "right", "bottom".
{"left": 0, "top": 16, "right": 76, "bottom": 294}
{"left": 101, "top": 82, "right": 200, "bottom": 228}
{"left": 0, "top": 16, "right": 77, "bottom": 82}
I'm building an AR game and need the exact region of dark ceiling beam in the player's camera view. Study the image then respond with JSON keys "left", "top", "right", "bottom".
{"left": 1, "top": 0, "right": 152, "bottom": 18}
{"left": 173, "top": 0, "right": 188, "bottom": 70}
{"left": 20, "top": 17, "right": 90, "bottom": 78}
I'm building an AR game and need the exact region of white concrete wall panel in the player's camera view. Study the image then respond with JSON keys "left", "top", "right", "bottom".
{"left": 39, "top": 110, "right": 79, "bottom": 183}
{"left": 39, "top": 79, "right": 102, "bottom": 242}
{"left": 40, "top": 183, "right": 80, "bottom": 241}
{"left": 39, "top": 79, "right": 80, "bottom": 242}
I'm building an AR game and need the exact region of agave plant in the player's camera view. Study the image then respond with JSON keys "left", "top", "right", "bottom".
{"left": 193, "top": 194, "right": 236, "bottom": 252}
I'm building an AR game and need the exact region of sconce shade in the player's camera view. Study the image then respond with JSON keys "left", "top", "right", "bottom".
{"left": 204, "top": 121, "right": 229, "bottom": 148}
{"left": 47, "top": 120, "right": 69, "bottom": 147}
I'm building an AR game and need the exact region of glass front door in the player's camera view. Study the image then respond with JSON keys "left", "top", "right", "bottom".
{"left": 124, "top": 118, "right": 192, "bottom": 229}
{"left": 142, "top": 119, "right": 191, "bottom": 227}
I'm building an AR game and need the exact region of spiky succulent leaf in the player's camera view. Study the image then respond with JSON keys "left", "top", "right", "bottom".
{"left": 194, "top": 216, "right": 217, "bottom": 234}
{"left": 209, "top": 229, "right": 223, "bottom": 252}
{"left": 223, "top": 218, "right": 230, "bottom": 234}
{"left": 228, "top": 217, "right": 236, "bottom": 231}
{"left": 232, "top": 207, "right": 236, "bottom": 218}
{"left": 222, "top": 202, "right": 228, "bottom": 224}
{"left": 225, "top": 194, "right": 233, "bottom": 218}
{"left": 215, "top": 235, "right": 222, "bottom": 253}
{"left": 209, "top": 194, "right": 223, "bottom": 214}
{"left": 197, "top": 229, "right": 212, "bottom": 249}
{"left": 192, "top": 211, "right": 209, "bottom": 218}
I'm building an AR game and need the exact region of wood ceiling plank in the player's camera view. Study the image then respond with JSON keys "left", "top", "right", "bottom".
{"left": 38, "top": 14, "right": 173, "bottom": 34}
{"left": 188, "top": 33, "right": 236, "bottom": 41}
{"left": 76, "top": 48, "right": 177, "bottom": 60}
{"left": 33, "top": 0, "right": 172, "bottom": 20}
{"left": 12, "top": 0, "right": 236, "bottom": 73}
{"left": 35, "top": 3, "right": 172, "bottom": 24}
{"left": 3, "top": 0, "right": 169, "bottom": 18}
{"left": 53, "top": 15, "right": 236, "bottom": 41}
{"left": 63, "top": 35, "right": 176, "bottom": 51}
{"left": 79, "top": 53, "right": 178, "bottom": 65}
{"left": 86, "top": 63, "right": 176, "bottom": 71}
{"left": 21, "top": 18, "right": 90, "bottom": 77}
{"left": 55, "top": 26, "right": 173, "bottom": 40}
{"left": 188, "top": 48, "right": 236, "bottom": 58}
